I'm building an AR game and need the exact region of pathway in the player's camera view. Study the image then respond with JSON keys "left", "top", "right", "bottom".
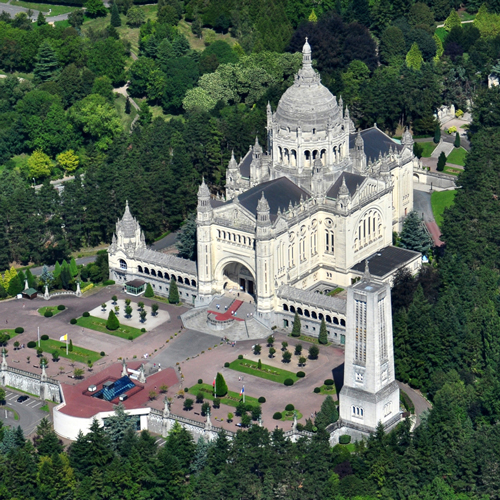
{"left": 114, "top": 82, "right": 140, "bottom": 131}
{"left": 397, "top": 381, "right": 432, "bottom": 428}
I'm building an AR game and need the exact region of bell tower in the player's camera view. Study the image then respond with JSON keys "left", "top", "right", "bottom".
{"left": 196, "top": 178, "right": 214, "bottom": 305}
{"left": 339, "top": 264, "right": 400, "bottom": 434}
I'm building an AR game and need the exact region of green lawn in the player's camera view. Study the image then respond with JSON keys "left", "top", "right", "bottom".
{"left": 11, "top": 0, "right": 74, "bottom": 15}
{"left": 327, "top": 287, "right": 344, "bottom": 296}
{"left": 431, "top": 190, "right": 456, "bottom": 227}
{"left": 0, "top": 329, "right": 18, "bottom": 341}
{"left": 35, "top": 338, "right": 102, "bottom": 363}
{"left": 187, "top": 383, "right": 259, "bottom": 408}
{"left": 115, "top": 94, "right": 137, "bottom": 132}
{"left": 280, "top": 409, "right": 303, "bottom": 421}
{"left": 434, "top": 27, "right": 447, "bottom": 42}
{"left": 444, "top": 165, "right": 462, "bottom": 176}
{"left": 446, "top": 147, "right": 467, "bottom": 166}
{"left": 419, "top": 141, "right": 437, "bottom": 158}
{"left": 228, "top": 358, "right": 300, "bottom": 384}
{"left": 38, "top": 306, "right": 64, "bottom": 317}
{"left": 315, "top": 384, "right": 337, "bottom": 395}
{"left": 76, "top": 315, "right": 144, "bottom": 339}
{"left": 0, "top": 406, "right": 19, "bottom": 421}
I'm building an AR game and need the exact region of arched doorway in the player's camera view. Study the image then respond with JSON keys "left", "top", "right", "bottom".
{"left": 222, "top": 262, "right": 255, "bottom": 295}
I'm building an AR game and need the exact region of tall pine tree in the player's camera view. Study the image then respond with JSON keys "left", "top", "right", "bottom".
{"left": 33, "top": 40, "right": 60, "bottom": 83}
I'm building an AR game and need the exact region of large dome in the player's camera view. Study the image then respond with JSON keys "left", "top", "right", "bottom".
{"left": 275, "top": 39, "right": 341, "bottom": 133}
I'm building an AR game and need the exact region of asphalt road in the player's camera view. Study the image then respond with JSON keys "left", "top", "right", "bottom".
{"left": 0, "top": 1, "right": 73, "bottom": 22}
{"left": 30, "top": 256, "right": 97, "bottom": 276}
{"left": 413, "top": 189, "right": 434, "bottom": 223}
{"left": 0, "top": 389, "right": 50, "bottom": 435}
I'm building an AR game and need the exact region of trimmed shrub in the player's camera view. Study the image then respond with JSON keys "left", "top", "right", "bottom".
{"left": 100, "top": 351, "right": 105, "bottom": 356}
{"left": 103, "top": 280, "right": 115, "bottom": 286}
{"left": 44, "top": 311, "right": 53, "bottom": 318}
{"left": 215, "top": 372, "right": 228, "bottom": 397}
{"left": 14, "top": 327, "right": 24, "bottom": 334}
{"left": 314, "top": 387, "right": 321, "bottom": 393}
{"left": 258, "top": 397, "right": 266, "bottom": 403}
{"left": 273, "top": 411, "right": 282, "bottom": 420}
{"left": 196, "top": 392, "right": 204, "bottom": 403}
{"left": 41, "top": 335, "right": 49, "bottom": 341}
{"left": 27, "top": 341, "right": 36, "bottom": 348}
{"left": 213, "top": 398, "right": 220, "bottom": 408}
{"left": 296, "top": 371, "right": 305, "bottom": 378}
{"left": 82, "top": 312, "right": 90, "bottom": 317}
{"left": 324, "top": 379, "right": 334, "bottom": 386}
{"left": 285, "top": 404, "right": 294, "bottom": 411}
{"left": 106, "top": 310, "right": 119, "bottom": 331}
{"left": 70, "top": 318, "right": 77, "bottom": 324}
{"left": 284, "top": 378, "right": 294, "bottom": 386}
{"left": 339, "top": 435, "right": 351, "bottom": 445}
{"left": 57, "top": 305, "right": 65, "bottom": 311}
{"left": 184, "top": 387, "right": 189, "bottom": 392}
{"left": 198, "top": 378, "right": 203, "bottom": 384}
{"left": 224, "top": 362, "right": 230, "bottom": 367}
{"left": 238, "top": 354, "right": 243, "bottom": 360}
{"left": 141, "top": 328, "right": 146, "bottom": 333}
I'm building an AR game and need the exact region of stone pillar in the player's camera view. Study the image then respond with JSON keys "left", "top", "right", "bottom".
{"left": 76, "top": 282, "right": 81, "bottom": 297}
{"left": 138, "top": 364, "right": 146, "bottom": 383}
{"left": 121, "top": 358, "right": 127, "bottom": 377}
{"left": 205, "top": 407, "right": 212, "bottom": 431}
{"left": 44, "top": 286, "right": 49, "bottom": 300}
{"left": 24, "top": 279, "right": 29, "bottom": 291}
{"left": 40, "top": 362, "right": 47, "bottom": 401}
{"left": 0, "top": 348, "right": 8, "bottom": 387}
{"left": 162, "top": 397, "right": 172, "bottom": 437}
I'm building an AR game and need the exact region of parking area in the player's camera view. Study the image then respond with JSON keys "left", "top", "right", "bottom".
{"left": 0, "top": 389, "right": 51, "bottom": 435}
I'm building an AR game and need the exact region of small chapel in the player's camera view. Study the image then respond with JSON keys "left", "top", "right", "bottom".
{"left": 108, "top": 39, "right": 421, "bottom": 341}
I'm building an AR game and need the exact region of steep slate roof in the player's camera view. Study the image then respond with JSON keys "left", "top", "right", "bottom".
{"left": 349, "top": 127, "right": 403, "bottom": 161}
{"left": 350, "top": 246, "right": 421, "bottom": 278}
{"left": 327, "top": 171, "right": 366, "bottom": 199}
{"left": 231, "top": 177, "right": 310, "bottom": 219}
{"left": 239, "top": 149, "right": 253, "bottom": 178}
{"left": 277, "top": 285, "right": 346, "bottom": 314}
{"left": 134, "top": 248, "right": 197, "bottom": 275}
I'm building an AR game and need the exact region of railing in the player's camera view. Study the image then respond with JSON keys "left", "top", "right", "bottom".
{"left": 44, "top": 291, "right": 79, "bottom": 300}
{"left": 6, "top": 366, "right": 58, "bottom": 385}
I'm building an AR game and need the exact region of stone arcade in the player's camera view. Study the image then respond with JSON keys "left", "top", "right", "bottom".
{"left": 108, "top": 39, "right": 421, "bottom": 342}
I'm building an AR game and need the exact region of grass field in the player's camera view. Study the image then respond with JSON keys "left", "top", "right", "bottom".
{"left": 280, "top": 409, "right": 303, "bottom": 421}
{"left": 38, "top": 305, "right": 64, "bottom": 317}
{"left": 76, "top": 315, "right": 144, "bottom": 339}
{"left": 188, "top": 383, "right": 259, "bottom": 408}
{"left": 0, "top": 329, "right": 18, "bottom": 341}
{"left": 11, "top": 0, "right": 74, "bottom": 15}
{"left": 115, "top": 94, "right": 137, "bottom": 132}
{"left": 444, "top": 165, "right": 462, "bottom": 176}
{"left": 315, "top": 384, "right": 337, "bottom": 395}
{"left": 419, "top": 141, "right": 437, "bottom": 158}
{"left": 229, "top": 358, "right": 300, "bottom": 384}
{"left": 431, "top": 190, "right": 456, "bottom": 227}
{"left": 446, "top": 147, "right": 467, "bottom": 166}
{"left": 327, "top": 287, "right": 344, "bottom": 296}
{"left": 36, "top": 338, "right": 102, "bottom": 363}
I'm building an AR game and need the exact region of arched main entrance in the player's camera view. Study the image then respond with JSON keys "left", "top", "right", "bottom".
{"left": 222, "top": 262, "right": 255, "bottom": 295}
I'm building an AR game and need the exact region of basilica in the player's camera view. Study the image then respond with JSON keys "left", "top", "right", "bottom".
{"left": 108, "top": 39, "right": 421, "bottom": 341}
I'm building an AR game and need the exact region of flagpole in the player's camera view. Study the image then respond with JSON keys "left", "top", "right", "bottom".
{"left": 66, "top": 334, "right": 68, "bottom": 355}
{"left": 243, "top": 385, "right": 245, "bottom": 403}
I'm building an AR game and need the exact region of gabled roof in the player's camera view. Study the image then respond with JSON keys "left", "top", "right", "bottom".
{"left": 349, "top": 127, "right": 403, "bottom": 161}
{"left": 327, "top": 171, "right": 366, "bottom": 199}
{"left": 230, "top": 177, "right": 310, "bottom": 219}
{"left": 277, "top": 285, "right": 346, "bottom": 314}
{"left": 134, "top": 248, "right": 197, "bottom": 275}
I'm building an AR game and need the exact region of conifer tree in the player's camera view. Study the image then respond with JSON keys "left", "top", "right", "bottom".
{"left": 308, "top": 9, "right": 318, "bottom": 23}
{"left": 106, "top": 310, "right": 119, "bottom": 330}
{"left": 54, "top": 261, "right": 61, "bottom": 278}
{"left": 168, "top": 278, "right": 179, "bottom": 303}
{"left": 444, "top": 9, "right": 461, "bottom": 31}
{"left": 434, "top": 123, "right": 441, "bottom": 144}
{"left": 33, "top": 40, "right": 60, "bottom": 83}
{"left": 437, "top": 151, "right": 447, "bottom": 171}
{"left": 291, "top": 312, "right": 301, "bottom": 337}
{"left": 7, "top": 273, "right": 22, "bottom": 296}
{"left": 399, "top": 211, "right": 432, "bottom": 254}
{"left": 103, "top": 404, "right": 135, "bottom": 451}
{"left": 69, "top": 339, "right": 73, "bottom": 352}
{"left": 70, "top": 257, "right": 78, "bottom": 277}
{"left": 39, "top": 266, "right": 54, "bottom": 289}
{"left": 110, "top": 2, "right": 121, "bottom": 26}
{"left": 176, "top": 214, "right": 197, "bottom": 261}
{"left": 125, "top": 96, "right": 131, "bottom": 114}
{"left": 454, "top": 132, "right": 461, "bottom": 148}
{"left": 215, "top": 372, "right": 228, "bottom": 397}
{"left": 36, "top": 11, "right": 46, "bottom": 25}
{"left": 315, "top": 395, "right": 339, "bottom": 428}
{"left": 144, "top": 282, "right": 154, "bottom": 298}
{"left": 26, "top": 269, "right": 36, "bottom": 289}
{"left": 318, "top": 319, "right": 328, "bottom": 344}
{"left": 406, "top": 42, "right": 423, "bottom": 71}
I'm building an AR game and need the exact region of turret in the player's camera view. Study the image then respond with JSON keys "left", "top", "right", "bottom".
{"left": 197, "top": 177, "right": 212, "bottom": 224}
{"left": 250, "top": 137, "right": 264, "bottom": 186}
{"left": 311, "top": 158, "right": 325, "bottom": 197}
{"left": 114, "top": 201, "right": 146, "bottom": 256}
{"left": 353, "top": 130, "right": 366, "bottom": 172}
{"left": 401, "top": 127, "right": 414, "bottom": 151}
{"left": 337, "top": 176, "right": 350, "bottom": 211}
{"left": 256, "top": 192, "right": 271, "bottom": 230}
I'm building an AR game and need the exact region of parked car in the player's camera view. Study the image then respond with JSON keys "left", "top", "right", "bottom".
{"left": 16, "top": 395, "right": 29, "bottom": 403}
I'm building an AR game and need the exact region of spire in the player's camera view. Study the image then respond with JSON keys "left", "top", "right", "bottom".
{"left": 253, "top": 136, "right": 262, "bottom": 155}
{"left": 197, "top": 176, "right": 210, "bottom": 198}
{"left": 339, "top": 175, "right": 349, "bottom": 196}
{"left": 363, "top": 259, "right": 372, "bottom": 282}
{"left": 121, "top": 358, "right": 127, "bottom": 377}
{"left": 355, "top": 129, "right": 363, "bottom": 147}
{"left": 266, "top": 101, "right": 272, "bottom": 114}
{"left": 228, "top": 150, "right": 237, "bottom": 170}
{"left": 256, "top": 191, "right": 269, "bottom": 213}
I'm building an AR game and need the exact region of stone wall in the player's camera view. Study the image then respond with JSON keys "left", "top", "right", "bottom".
{"left": 0, "top": 366, "right": 62, "bottom": 403}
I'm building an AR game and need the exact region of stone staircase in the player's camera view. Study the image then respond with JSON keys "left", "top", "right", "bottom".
{"left": 181, "top": 307, "right": 270, "bottom": 340}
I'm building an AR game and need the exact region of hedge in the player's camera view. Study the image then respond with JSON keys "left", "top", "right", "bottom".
{"left": 27, "top": 341, "right": 36, "bottom": 348}
{"left": 15, "top": 327, "right": 24, "bottom": 333}
{"left": 324, "top": 379, "right": 334, "bottom": 386}
{"left": 198, "top": 379, "right": 203, "bottom": 384}
{"left": 314, "top": 387, "right": 320, "bottom": 393}
{"left": 44, "top": 311, "right": 53, "bottom": 318}
{"left": 57, "top": 305, "right": 65, "bottom": 311}
{"left": 258, "top": 397, "right": 266, "bottom": 403}
{"left": 284, "top": 378, "right": 294, "bottom": 386}
{"left": 140, "top": 328, "right": 146, "bottom": 333}
{"left": 238, "top": 354, "right": 243, "bottom": 360}
{"left": 70, "top": 318, "right": 77, "bottom": 324}
{"left": 103, "top": 280, "right": 115, "bottom": 286}
{"left": 40, "top": 334, "right": 49, "bottom": 341}
{"left": 273, "top": 412, "right": 282, "bottom": 420}
{"left": 339, "top": 435, "right": 351, "bottom": 445}
{"left": 100, "top": 351, "right": 105, "bottom": 356}
{"left": 285, "top": 404, "right": 294, "bottom": 411}
{"left": 296, "top": 371, "right": 305, "bottom": 378}
{"left": 82, "top": 312, "right": 90, "bottom": 317}
{"left": 224, "top": 362, "right": 230, "bottom": 367}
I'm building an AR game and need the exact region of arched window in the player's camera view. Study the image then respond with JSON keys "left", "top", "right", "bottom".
{"left": 178, "top": 276, "right": 183, "bottom": 284}
{"left": 138, "top": 265, "right": 143, "bottom": 273}
{"left": 318, "top": 313, "right": 324, "bottom": 320}
{"left": 297, "top": 308, "right": 303, "bottom": 316}
{"left": 340, "top": 319, "right": 346, "bottom": 327}
{"left": 144, "top": 267, "right": 150, "bottom": 275}
{"left": 158, "top": 271, "right": 163, "bottom": 279}
{"left": 283, "top": 304, "right": 289, "bottom": 311}
{"left": 290, "top": 306, "right": 296, "bottom": 313}
{"left": 119, "top": 259, "right": 127, "bottom": 270}
{"left": 304, "top": 309, "right": 310, "bottom": 318}
{"left": 165, "top": 273, "right": 170, "bottom": 281}
{"left": 333, "top": 317, "right": 339, "bottom": 325}
{"left": 326, "top": 315, "right": 332, "bottom": 323}
{"left": 352, "top": 405, "right": 364, "bottom": 417}
{"left": 311, "top": 311, "right": 317, "bottom": 319}
{"left": 191, "top": 280, "right": 196, "bottom": 287}
{"left": 151, "top": 269, "right": 156, "bottom": 277}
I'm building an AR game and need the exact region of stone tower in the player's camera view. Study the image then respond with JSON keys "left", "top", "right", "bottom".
{"left": 112, "top": 201, "right": 146, "bottom": 257}
{"left": 339, "top": 264, "right": 400, "bottom": 435}
{"left": 196, "top": 178, "right": 213, "bottom": 305}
